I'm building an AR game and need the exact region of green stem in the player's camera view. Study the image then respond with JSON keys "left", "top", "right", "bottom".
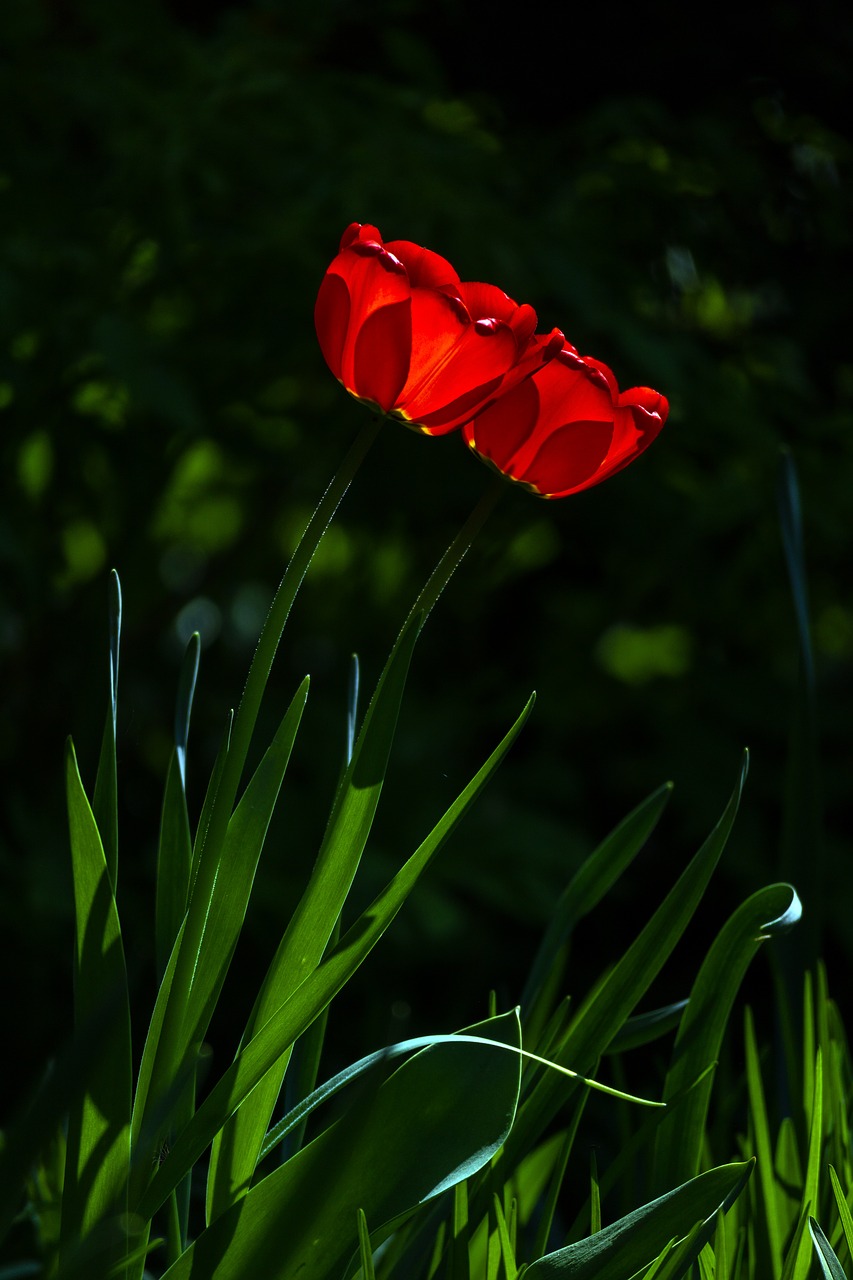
{"left": 401, "top": 474, "right": 504, "bottom": 635}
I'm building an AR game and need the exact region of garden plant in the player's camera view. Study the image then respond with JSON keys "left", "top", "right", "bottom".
{"left": 1, "top": 210, "right": 850, "bottom": 1280}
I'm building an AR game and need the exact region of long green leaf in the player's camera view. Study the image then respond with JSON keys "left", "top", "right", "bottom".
{"left": 651, "top": 882, "right": 801, "bottom": 1193}
{"left": 136, "top": 695, "right": 533, "bottom": 1220}
{"left": 504, "top": 753, "right": 749, "bottom": 1173}
{"left": 524, "top": 1161, "right": 753, "bottom": 1279}
{"left": 523, "top": 782, "right": 673, "bottom": 1034}
{"left": 131, "top": 678, "right": 309, "bottom": 1179}
{"left": 160, "top": 1012, "right": 523, "bottom": 1280}
{"left": 60, "top": 740, "right": 132, "bottom": 1261}
{"left": 829, "top": 1167, "right": 853, "bottom": 1263}
{"left": 789, "top": 1049, "right": 824, "bottom": 1280}
{"left": 206, "top": 611, "right": 421, "bottom": 1221}
{"left": 777, "top": 448, "right": 823, "bottom": 964}
{"left": 92, "top": 569, "right": 121, "bottom": 892}
{"left": 810, "top": 1219, "right": 849, "bottom": 1280}
{"left": 744, "top": 1004, "right": 784, "bottom": 1274}
{"left": 131, "top": 421, "right": 379, "bottom": 1185}
{"left": 155, "top": 633, "right": 200, "bottom": 981}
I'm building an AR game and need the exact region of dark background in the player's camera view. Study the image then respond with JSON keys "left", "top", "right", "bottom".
{"left": 1, "top": 0, "right": 851, "bottom": 1110}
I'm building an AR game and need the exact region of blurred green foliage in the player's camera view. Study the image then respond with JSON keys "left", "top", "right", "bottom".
{"left": 1, "top": 0, "right": 851, "bottom": 1100}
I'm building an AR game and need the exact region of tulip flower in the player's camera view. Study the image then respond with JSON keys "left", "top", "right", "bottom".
{"left": 315, "top": 223, "right": 562, "bottom": 434}
{"left": 461, "top": 342, "right": 668, "bottom": 498}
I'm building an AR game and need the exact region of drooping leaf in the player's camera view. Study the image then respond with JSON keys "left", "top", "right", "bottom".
{"left": 160, "top": 1013, "right": 523, "bottom": 1280}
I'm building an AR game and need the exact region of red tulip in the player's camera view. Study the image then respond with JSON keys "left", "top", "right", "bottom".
{"left": 461, "top": 342, "right": 668, "bottom": 498}
{"left": 315, "top": 223, "right": 561, "bottom": 434}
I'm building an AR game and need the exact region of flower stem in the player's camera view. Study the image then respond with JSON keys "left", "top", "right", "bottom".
{"left": 403, "top": 474, "right": 504, "bottom": 632}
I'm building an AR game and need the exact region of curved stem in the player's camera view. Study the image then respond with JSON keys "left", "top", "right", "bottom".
{"left": 402, "top": 474, "right": 504, "bottom": 636}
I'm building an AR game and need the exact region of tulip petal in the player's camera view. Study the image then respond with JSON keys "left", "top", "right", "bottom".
{"left": 462, "top": 379, "right": 541, "bottom": 469}
{"left": 351, "top": 299, "right": 412, "bottom": 411}
{"left": 385, "top": 240, "right": 460, "bottom": 289}
{"left": 462, "top": 342, "right": 668, "bottom": 499}
{"left": 396, "top": 290, "right": 519, "bottom": 430}
{"left": 522, "top": 419, "right": 615, "bottom": 496}
{"left": 314, "top": 272, "right": 350, "bottom": 382}
{"left": 317, "top": 243, "right": 412, "bottom": 407}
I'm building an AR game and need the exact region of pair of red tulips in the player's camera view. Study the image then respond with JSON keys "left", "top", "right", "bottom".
{"left": 315, "top": 223, "right": 668, "bottom": 500}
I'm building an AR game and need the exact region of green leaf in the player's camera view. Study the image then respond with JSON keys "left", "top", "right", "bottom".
{"left": 61, "top": 740, "right": 132, "bottom": 1258}
{"left": 787, "top": 1049, "right": 824, "bottom": 1280}
{"left": 605, "top": 1002, "right": 688, "bottom": 1055}
{"left": 494, "top": 1195, "right": 519, "bottom": 1280}
{"left": 155, "top": 632, "right": 199, "bottom": 982}
{"left": 523, "top": 782, "right": 672, "bottom": 1036}
{"left": 132, "top": 421, "right": 380, "bottom": 1189}
{"left": 809, "top": 1219, "right": 850, "bottom": 1280}
{"left": 356, "top": 1208, "right": 376, "bottom": 1280}
{"left": 132, "top": 678, "right": 309, "bottom": 1178}
{"left": 135, "top": 695, "right": 533, "bottom": 1220}
{"left": 155, "top": 749, "right": 194, "bottom": 984}
{"left": 92, "top": 569, "right": 121, "bottom": 892}
{"left": 506, "top": 754, "right": 749, "bottom": 1174}
{"left": 160, "top": 1012, "right": 523, "bottom": 1280}
{"left": 776, "top": 449, "right": 823, "bottom": 960}
{"left": 829, "top": 1167, "right": 853, "bottom": 1262}
{"left": 651, "top": 882, "right": 801, "bottom": 1193}
{"left": 190, "top": 709, "right": 232, "bottom": 889}
{"left": 744, "top": 1005, "right": 784, "bottom": 1274}
{"left": 0, "top": 992, "right": 128, "bottom": 1249}
{"left": 206, "top": 611, "right": 421, "bottom": 1221}
{"left": 524, "top": 1161, "right": 753, "bottom": 1279}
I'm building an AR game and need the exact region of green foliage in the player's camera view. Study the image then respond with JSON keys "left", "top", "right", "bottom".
{"left": 3, "top": 492, "right": 845, "bottom": 1280}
